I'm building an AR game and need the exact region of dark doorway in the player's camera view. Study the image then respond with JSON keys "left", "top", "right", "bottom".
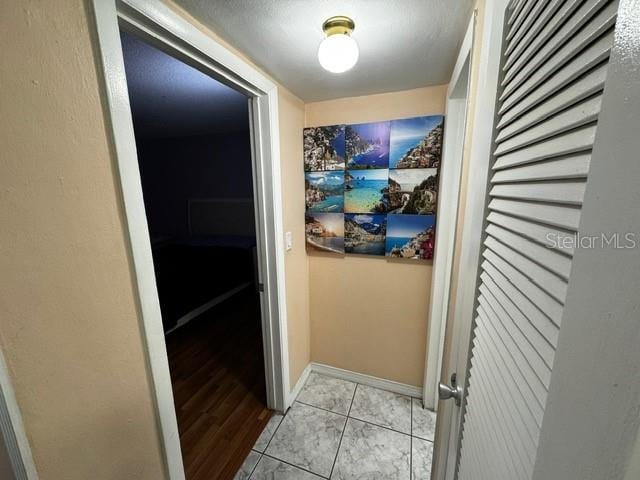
{"left": 120, "top": 29, "right": 272, "bottom": 479}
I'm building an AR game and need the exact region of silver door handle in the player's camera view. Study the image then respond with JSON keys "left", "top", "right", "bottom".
{"left": 439, "top": 373, "right": 463, "bottom": 406}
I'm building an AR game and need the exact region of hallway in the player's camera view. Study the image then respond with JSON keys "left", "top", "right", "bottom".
{"left": 235, "top": 373, "right": 437, "bottom": 479}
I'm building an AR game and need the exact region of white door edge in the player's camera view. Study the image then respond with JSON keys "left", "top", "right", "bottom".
{"left": 423, "top": 13, "right": 476, "bottom": 411}
{"left": 90, "top": 1, "right": 290, "bottom": 478}
{"left": 431, "top": 0, "right": 510, "bottom": 478}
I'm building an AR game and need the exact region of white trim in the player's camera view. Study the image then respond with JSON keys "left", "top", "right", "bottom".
{"left": 287, "top": 364, "right": 312, "bottom": 407}
{"left": 423, "top": 14, "right": 476, "bottom": 411}
{"left": 165, "top": 282, "right": 252, "bottom": 335}
{"left": 90, "top": 1, "right": 290, "bottom": 478}
{"left": 432, "top": 1, "right": 511, "bottom": 478}
{"left": 310, "top": 363, "right": 422, "bottom": 399}
{"left": 0, "top": 348, "right": 38, "bottom": 479}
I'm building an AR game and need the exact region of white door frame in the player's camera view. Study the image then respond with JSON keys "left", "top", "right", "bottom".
{"left": 0, "top": 347, "right": 38, "bottom": 480}
{"left": 423, "top": 14, "right": 476, "bottom": 410}
{"left": 90, "top": 1, "right": 290, "bottom": 479}
{"left": 431, "top": 0, "right": 510, "bottom": 477}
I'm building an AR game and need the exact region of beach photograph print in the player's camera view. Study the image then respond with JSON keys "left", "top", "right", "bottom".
{"left": 386, "top": 214, "right": 436, "bottom": 260}
{"left": 305, "top": 171, "right": 344, "bottom": 213}
{"left": 303, "top": 125, "right": 346, "bottom": 171}
{"left": 387, "top": 168, "right": 438, "bottom": 214}
{"left": 389, "top": 115, "right": 444, "bottom": 169}
{"left": 305, "top": 212, "right": 344, "bottom": 254}
{"left": 345, "top": 214, "right": 387, "bottom": 256}
{"left": 345, "top": 169, "right": 389, "bottom": 213}
{"left": 346, "top": 121, "right": 390, "bottom": 169}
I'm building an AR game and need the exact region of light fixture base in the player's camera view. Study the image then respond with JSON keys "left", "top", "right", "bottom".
{"left": 322, "top": 16, "right": 355, "bottom": 36}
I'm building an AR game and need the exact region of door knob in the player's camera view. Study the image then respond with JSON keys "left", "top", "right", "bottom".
{"left": 439, "top": 373, "right": 463, "bottom": 406}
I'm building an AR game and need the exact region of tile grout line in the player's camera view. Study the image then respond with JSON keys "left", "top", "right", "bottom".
{"left": 410, "top": 398, "right": 413, "bottom": 480}
{"left": 260, "top": 411, "right": 286, "bottom": 455}
{"left": 294, "top": 399, "right": 416, "bottom": 438}
{"left": 328, "top": 384, "right": 358, "bottom": 479}
{"left": 261, "top": 452, "right": 328, "bottom": 479}
{"left": 246, "top": 452, "right": 263, "bottom": 480}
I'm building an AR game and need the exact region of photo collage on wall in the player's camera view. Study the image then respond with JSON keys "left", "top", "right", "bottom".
{"left": 304, "top": 115, "right": 443, "bottom": 261}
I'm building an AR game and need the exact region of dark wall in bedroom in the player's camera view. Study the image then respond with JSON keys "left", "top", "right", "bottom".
{"left": 136, "top": 131, "right": 253, "bottom": 242}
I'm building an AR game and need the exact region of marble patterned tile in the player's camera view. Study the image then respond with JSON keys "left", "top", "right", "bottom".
{"left": 412, "top": 398, "right": 437, "bottom": 441}
{"left": 234, "top": 450, "right": 261, "bottom": 480}
{"left": 250, "top": 455, "right": 323, "bottom": 479}
{"left": 265, "top": 402, "right": 346, "bottom": 477}
{"left": 349, "top": 384, "right": 412, "bottom": 434}
{"left": 296, "top": 373, "right": 357, "bottom": 415}
{"left": 412, "top": 437, "right": 434, "bottom": 480}
{"left": 253, "top": 413, "right": 284, "bottom": 452}
{"left": 331, "top": 418, "right": 411, "bottom": 479}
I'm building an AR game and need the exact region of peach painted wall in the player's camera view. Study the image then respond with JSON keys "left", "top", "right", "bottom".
{"left": 0, "top": 0, "right": 309, "bottom": 477}
{"left": 305, "top": 86, "right": 448, "bottom": 387}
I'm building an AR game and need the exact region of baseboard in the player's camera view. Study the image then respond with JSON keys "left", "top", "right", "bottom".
{"left": 309, "top": 363, "right": 422, "bottom": 399}
{"left": 165, "top": 282, "right": 252, "bottom": 335}
{"left": 287, "top": 363, "right": 312, "bottom": 407}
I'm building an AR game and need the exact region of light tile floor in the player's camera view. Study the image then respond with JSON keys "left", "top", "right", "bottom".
{"left": 235, "top": 372, "right": 437, "bottom": 479}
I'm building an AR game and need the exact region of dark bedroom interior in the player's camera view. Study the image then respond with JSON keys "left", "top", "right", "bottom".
{"left": 119, "top": 29, "right": 273, "bottom": 480}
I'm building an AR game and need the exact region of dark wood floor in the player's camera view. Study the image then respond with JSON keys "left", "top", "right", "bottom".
{"left": 166, "top": 289, "right": 273, "bottom": 480}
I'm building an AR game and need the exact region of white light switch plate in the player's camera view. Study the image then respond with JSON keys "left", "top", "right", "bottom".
{"left": 285, "top": 231, "right": 293, "bottom": 251}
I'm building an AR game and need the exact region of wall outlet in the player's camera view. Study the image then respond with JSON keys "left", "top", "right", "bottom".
{"left": 285, "top": 231, "right": 293, "bottom": 251}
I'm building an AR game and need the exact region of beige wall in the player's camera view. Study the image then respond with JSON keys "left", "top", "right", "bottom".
{"left": 305, "top": 86, "right": 448, "bottom": 387}
{"left": 0, "top": 0, "right": 309, "bottom": 478}
{"left": 0, "top": 0, "right": 167, "bottom": 478}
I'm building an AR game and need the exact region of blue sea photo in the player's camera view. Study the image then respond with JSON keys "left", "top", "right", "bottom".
{"left": 305, "top": 212, "right": 344, "bottom": 254}
{"left": 344, "top": 169, "right": 389, "bottom": 213}
{"left": 386, "top": 214, "right": 437, "bottom": 260}
{"left": 346, "top": 121, "right": 390, "bottom": 169}
{"left": 345, "top": 213, "right": 387, "bottom": 256}
{"left": 389, "top": 115, "right": 444, "bottom": 169}
{"left": 305, "top": 171, "right": 344, "bottom": 212}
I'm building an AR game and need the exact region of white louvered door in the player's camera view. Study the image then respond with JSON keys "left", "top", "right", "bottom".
{"left": 442, "top": 1, "right": 620, "bottom": 479}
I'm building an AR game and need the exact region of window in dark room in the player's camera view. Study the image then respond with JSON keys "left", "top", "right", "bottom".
{"left": 120, "top": 29, "right": 272, "bottom": 479}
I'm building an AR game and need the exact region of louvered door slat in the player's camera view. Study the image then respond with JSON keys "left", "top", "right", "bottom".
{"left": 498, "top": 60, "right": 608, "bottom": 131}
{"left": 494, "top": 96, "right": 601, "bottom": 155}
{"left": 499, "top": 30, "right": 614, "bottom": 115}
{"left": 479, "top": 282, "right": 553, "bottom": 387}
{"left": 458, "top": 2, "right": 616, "bottom": 478}
{"left": 505, "top": 0, "right": 563, "bottom": 58}
{"left": 466, "top": 350, "right": 535, "bottom": 475}
{"left": 486, "top": 211, "right": 577, "bottom": 255}
{"left": 503, "top": 0, "right": 583, "bottom": 72}
{"left": 493, "top": 125, "right": 596, "bottom": 170}
{"left": 502, "top": 0, "right": 616, "bottom": 100}
{"left": 486, "top": 224, "right": 572, "bottom": 279}
{"left": 491, "top": 153, "right": 591, "bottom": 183}
{"left": 505, "top": 0, "right": 550, "bottom": 57}
{"left": 482, "top": 260, "right": 560, "bottom": 346}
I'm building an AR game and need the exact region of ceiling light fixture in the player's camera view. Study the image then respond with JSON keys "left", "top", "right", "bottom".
{"left": 318, "top": 16, "right": 359, "bottom": 74}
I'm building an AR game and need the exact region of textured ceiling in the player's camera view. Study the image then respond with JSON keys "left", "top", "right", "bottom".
{"left": 120, "top": 30, "right": 249, "bottom": 138}
{"left": 174, "top": 0, "right": 475, "bottom": 101}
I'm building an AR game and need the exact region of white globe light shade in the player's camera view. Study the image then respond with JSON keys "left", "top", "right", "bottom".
{"left": 318, "top": 34, "right": 359, "bottom": 73}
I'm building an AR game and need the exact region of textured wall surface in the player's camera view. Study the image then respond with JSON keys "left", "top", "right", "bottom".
{"left": 0, "top": 0, "right": 167, "bottom": 478}
{"left": 305, "top": 85, "right": 447, "bottom": 387}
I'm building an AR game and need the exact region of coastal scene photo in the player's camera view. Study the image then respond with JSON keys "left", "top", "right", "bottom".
{"left": 345, "top": 214, "right": 387, "bottom": 256}
{"left": 303, "top": 125, "right": 346, "bottom": 171}
{"left": 305, "top": 212, "right": 344, "bottom": 254}
{"left": 345, "top": 169, "right": 389, "bottom": 213}
{"left": 387, "top": 168, "right": 438, "bottom": 214}
{"left": 386, "top": 214, "right": 436, "bottom": 260}
{"left": 305, "top": 171, "right": 344, "bottom": 212}
{"left": 389, "top": 115, "right": 444, "bottom": 169}
{"left": 346, "top": 122, "right": 390, "bottom": 169}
